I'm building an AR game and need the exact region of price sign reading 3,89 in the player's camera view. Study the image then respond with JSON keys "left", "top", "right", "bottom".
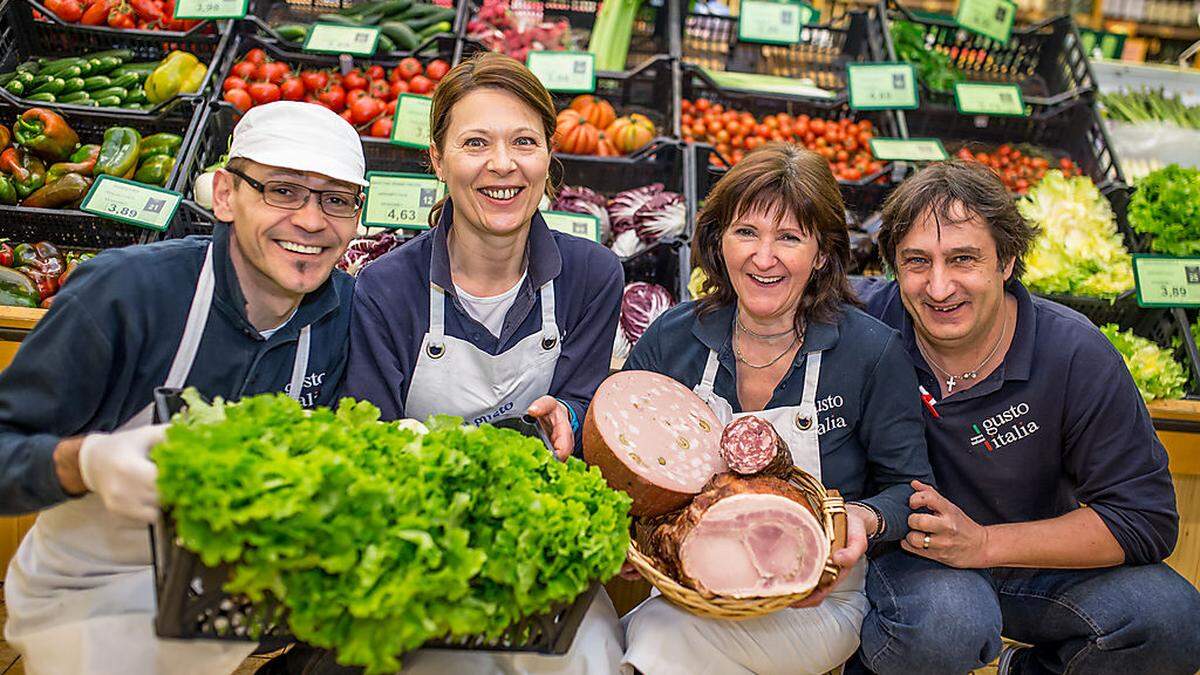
{"left": 80, "top": 176, "right": 183, "bottom": 231}
{"left": 1132, "top": 255, "right": 1200, "bottom": 307}
{"left": 362, "top": 172, "right": 446, "bottom": 230}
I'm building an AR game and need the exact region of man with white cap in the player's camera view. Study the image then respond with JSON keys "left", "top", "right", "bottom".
{"left": 0, "top": 101, "right": 366, "bottom": 674}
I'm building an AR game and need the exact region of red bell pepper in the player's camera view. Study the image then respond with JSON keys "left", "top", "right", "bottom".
{"left": 13, "top": 109, "right": 79, "bottom": 163}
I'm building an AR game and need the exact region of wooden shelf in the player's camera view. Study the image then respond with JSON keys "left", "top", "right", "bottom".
{"left": 0, "top": 306, "right": 45, "bottom": 332}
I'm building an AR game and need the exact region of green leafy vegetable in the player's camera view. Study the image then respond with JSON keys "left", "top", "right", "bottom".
{"left": 890, "top": 20, "right": 963, "bottom": 93}
{"left": 1128, "top": 165, "right": 1200, "bottom": 256}
{"left": 1100, "top": 324, "right": 1186, "bottom": 402}
{"left": 154, "top": 392, "right": 631, "bottom": 674}
{"left": 1020, "top": 171, "right": 1134, "bottom": 299}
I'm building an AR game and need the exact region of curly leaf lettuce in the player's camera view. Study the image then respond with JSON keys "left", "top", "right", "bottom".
{"left": 1020, "top": 171, "right": 1134, "bottom": 299}
{"left": 1099, "top": 324, "right": 1187, "bottom": 402}
{"left": 153, "top": 393, "right": 631, "bottom": 674}
{"left": 1128, "top": 165, "right": 1200, "bottom": 256}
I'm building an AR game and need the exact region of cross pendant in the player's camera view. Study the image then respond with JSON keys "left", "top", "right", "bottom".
{"left": 945, "top": 375, "right": 957, "bottom": 393}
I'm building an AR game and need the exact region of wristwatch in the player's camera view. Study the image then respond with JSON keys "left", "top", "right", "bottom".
{"left": 849, "top": 501, "right": 886, "bottom": 541}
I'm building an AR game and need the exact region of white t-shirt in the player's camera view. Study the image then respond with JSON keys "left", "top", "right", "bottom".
{"left": 259, "top": 308, "right": 298, "bottom": 340}
{"left": 454, "top": 272, "right": 527, "bottom": 338}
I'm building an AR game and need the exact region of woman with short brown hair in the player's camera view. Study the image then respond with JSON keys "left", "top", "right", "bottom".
{"left": 621, "top": 143, "right": 933, "bottom": 675}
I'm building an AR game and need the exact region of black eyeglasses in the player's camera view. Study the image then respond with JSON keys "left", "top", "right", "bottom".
{"left": 225, "top": 166, "right": 363, "bottom": 218}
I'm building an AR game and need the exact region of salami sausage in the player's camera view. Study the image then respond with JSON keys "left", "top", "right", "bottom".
{"left": 719, "top": 416, "right": 794, "bottom": 479}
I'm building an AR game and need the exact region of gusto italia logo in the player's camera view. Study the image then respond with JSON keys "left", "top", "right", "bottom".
{"left": 967, "top": 402, "right": 1040, "bottom": 452}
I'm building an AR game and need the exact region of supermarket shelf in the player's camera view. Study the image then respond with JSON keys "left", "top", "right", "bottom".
{"left": 1114, "top": 20, "right": 1200, "bottom": 42}
{"left": 1092, "top": 57, "right": 1200, "bottom": 101}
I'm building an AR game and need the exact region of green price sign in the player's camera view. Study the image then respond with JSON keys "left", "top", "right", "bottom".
{"left": 543, "top": 211, "right": 601, "bottom": 243}
{"left": 172, "top": 0, "right": 246, "bottom": 19}
{"left": 954, "top": 82, "right": 1026, "bottom": 117}
{"left": 955, "top": 0, "right": 1017, "bottom": 43}
{"left": 80, "top": 176, "right": 182, "bottom": 231}
{"left": 847, "top": 63, "right": 918, "bottom": 110}
{"left": 1133, "top": 255, "right": 1200, "bottom": 307}
{"left": 362, "top": 172, "right": 445, "bottom": 230}
{"left": 525, "top": 51, "right": 596, "bottom": 93}
{"left": 869, "top": 138, "right": 949, "bottom": 162}
{"left": 390, "top": 94, "right": 433, "bottom": 149}
{"left": 737, "top": 0, "right": 817, "bottom": 45}
{"left": 303, "top": 23, "right": 380, "bottom": 56}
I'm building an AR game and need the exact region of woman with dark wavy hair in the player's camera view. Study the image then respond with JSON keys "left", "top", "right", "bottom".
{"left": 620, "top": 143, "right": 933, "bottom": 675}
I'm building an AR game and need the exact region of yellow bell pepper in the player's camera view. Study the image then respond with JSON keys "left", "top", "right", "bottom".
{"left": 145, "top": 51, "right": 205, "bottom": 104}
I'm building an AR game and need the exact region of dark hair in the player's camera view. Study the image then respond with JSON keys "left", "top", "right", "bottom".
{"left": 426, "top": 52, "right": 558, "bottom": 227}
{"left": 879, "top": 160, "right": 1040, "bottom": 279}
{"left": 692, "top": 142, "right": 859, "bottom": 327}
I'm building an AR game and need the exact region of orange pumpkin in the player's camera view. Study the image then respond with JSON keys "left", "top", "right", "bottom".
{"left": 596, "top": 131, "right": 620, "bottom": 157}
{"left": 605, "top": 114, "right": 656, "bottom": 154}
{"left": 569, "top": 95, "right": 617, "bottom": 131}
{"left": 555, "top": 110, "right": 599, "bottom": 155}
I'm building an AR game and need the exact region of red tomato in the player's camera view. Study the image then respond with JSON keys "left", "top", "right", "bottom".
{"left": 253, "top": 61, "right": 273, "bottom": 82}
{"left": 300, "top": 69, "right": 328, "bottom": 92}
{"left": 342, "top": 69, "right": 368, "bottom": 91}
{"left": 389, "top": 79, "right": 409, "bottom": 98}
{"left": 222, "top": 76, "right": 247, "bottom": 92}
{"left": 231, "top": 61, "right": 256, "bottom": 80}
{"left": 318, "top": 85, "right": 346, "bottom": 112}
{"left": 407, "top": 75, "right": 433, "bottom": 95}
{"left": 385, "top": 99, "right": 397, "bottom": 115}
{"left": 395, "top": 57, "right": 422, "bottom": 81}
{"left": 223, "top": 88, "right": 253, "bottom": 113}
{"left": 340, "top": 108, "right": 355, "bottom": 124}
{"left": 280, "top": 76, "right": 305, "bottom": 101}
{"left": 247, "top": 82, "right": 282, "bottom": 105}
{"left": 369, "top": 79, "right": 391, "bottom": 100}
{"left": 267, "top": 61, "right": 290, "bottom": 83}
{"left": 347, "top": 89, "right": 371, "bottom": 105}
{"left": 366, "top": 65, "right": 385, "bottom": 80}
{"left": 425, "top": 59, "right": 450, "bottom": 81}
{"left": 370, "top": 116, "right": 393, "bottom": 138}
{"left": 350, "top": 96, "right": 384, "bottom": 125}
{"left": 244, "top": 48, "right": 267, "bottom": 65}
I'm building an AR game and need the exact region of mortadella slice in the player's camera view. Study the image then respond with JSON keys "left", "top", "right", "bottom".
{"left": 583, "top": 370, "right": 726, "bottom": 517}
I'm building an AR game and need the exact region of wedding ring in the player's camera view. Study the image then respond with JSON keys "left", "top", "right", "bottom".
{"left": 922, "top": 533, "right": 931, "bottom": 550}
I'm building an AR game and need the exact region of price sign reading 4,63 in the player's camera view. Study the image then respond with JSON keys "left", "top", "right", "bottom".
{"left": 525, "top": 51, "right": 595, "bottom": 93}
{"left": 362, "top": 172, "right": 445, "bottom": 230}
{"left": 847, "top": 63, "right": 919, "bottom": 110}
{"left": 80, "top": 176, "right": 183, "bottom": 231}
{"left": 542, "top": 211, "right": 601, "bottom": 243}
{"left": 173, "top": 0, "right": 247, "bottom": 19}
{"left": 737, "top": 0, "right": 817, "bottom": 45}
{"left": 1133, "top": 255, "right": 1200, "bottom": 307}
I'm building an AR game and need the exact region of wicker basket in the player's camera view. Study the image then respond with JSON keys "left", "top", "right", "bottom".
{"left": 626, "top": 467, "right": 848, "bottom": 620}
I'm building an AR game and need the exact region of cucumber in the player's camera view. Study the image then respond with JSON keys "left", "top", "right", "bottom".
{"left": 58, "top": 90, "right": 92, "bottom": 104}
{"left": 4, "top": 80, "right": 23, "bottom": 96}
{"left": 83, "top": 75, "right": 112, "bottom": 91}
{"left": 88, "top": 86, "right": 128, "bottom": 100}
{"left": 315, "top": 13, "right": 369, "bottom": 26}
{"left": 404, "top": 7, "right": 456, "bottom": 31}
{"left": 94, "top": 95, "right": 123, "bottom": 107}
{"left": 15, "top": 61, "right": 41, "bottom": 75}
{"left": 374, "top": 0, "right": 414, "bottom": 18}
{"left": 60, "top": 77, "right": 86, "bottom": 94}
{"left": 109, "top": 73, "right": 140, "bottom": 90}
{"left": 393, "top": 2, "right": 446, "bottom": 20}
{"left": 416, "top": 19, "right": 450, "bottom": 40}
{"left": 83, "top": 49, "right": 133, "bottom": 61}
{"left": 111, "top": 62, "right": 160, "bottom": 77}
{"left": 26, "top": 92, "right": 56, "bottom": 102}
{"left": 88, "top": 56, "right": 123, "bottom": 74}
{"left": 376, "top": 33, "right": 396, "bottom": 52}
{"left": 379, "top": 20, "right": 419, "bottom": 50}
{"left": 36, "top": 57, "right": 84, "bottom": 74}
{"left": 273, "top": 23, "right": 310, "bottom": 41}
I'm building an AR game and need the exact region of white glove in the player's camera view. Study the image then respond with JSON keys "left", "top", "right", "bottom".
{"left": 78, "top": 424, "right": 166, "bottom": 523}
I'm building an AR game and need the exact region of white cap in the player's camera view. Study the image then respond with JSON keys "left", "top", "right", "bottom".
{"left": 227, "top": 101, "right": 368, "bottom": 187}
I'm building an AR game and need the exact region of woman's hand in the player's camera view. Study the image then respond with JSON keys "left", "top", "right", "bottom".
{"left": 527, "top": 395, "right": 574, "bottom": 461}
{"left": 789, "top": 502, "right": 870, "bottom": 608}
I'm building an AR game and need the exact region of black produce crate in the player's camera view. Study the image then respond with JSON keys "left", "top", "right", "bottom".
{"left": 905, "top": 98, "right": 1125, "bottom": 190}
{"left": 149, "top": 387, "right": 597, "bottom": 656}
{"left": 462, "top": 0, "right": 674, "bottom": 74}
{"left": 0, "top": 97, "right": 205, "bottom": 249}
{"left": 0, "top": 0, "right": 232, "bottom": 115}
{"left": 551, "top": 54, "right": 677, "bottom": 157}
{"left": 622, "top": 238, "right": 688, "bottom": 302}
{"left": 883, "top": 0, "right": 1097, "bottom": 113}
{"left": 245, "top": 0, "right": 465, "bottom": 60}
{"left": 680, "top": 9, "right": 886, "bottom": 107}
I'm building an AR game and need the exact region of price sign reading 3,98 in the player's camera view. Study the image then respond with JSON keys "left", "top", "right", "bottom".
{"left": 362, "top": 172, "right": 446, "bottom": 230}
{"left": 80, "top": 176, "right": 182, "bottom": 231}
{"left": 1132, "top": 255, "right": 1200, "bottom": 307}
{"left": 173, "top": 0, "right": 247, "bottom": 19}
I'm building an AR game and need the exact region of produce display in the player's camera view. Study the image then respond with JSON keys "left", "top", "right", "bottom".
{"left": 1019, "top": 171, "right": 1134, "bottom": 299}
{"left": 954, "top": 144, "right": 1082, "bottom": 195}
{"left": 270, "top": 0, "right": 458, "bottom": 54}
{"left": 614, "top": 281, "right": 673, "bottom": 358}
{"left": 35, "top": 0, "right": 204, "bottom": 30}
{"left": 154, "top": 390, "right": 631, "bottom": 674}
{"left": 548, "top": 183, "right": 685, "bottom": 258}
{"left": 222, "top": 48, "right": 449, "bottom": 137}
{"left": 338, "top": 232, "right": 407, "bottom": 276}
{"left": 1128, "top": 165, "right": 1200, "bottom": 256}
{"left": 467, "top": 0, "right": 574, "bottom": 63}
{"left": 0, "top": 48, "right": 205, "bottom": 109}
{"left": 889, "top": 20, "right": 964, "bottom": 94}
{"left": 554, "top": 95, "right": 657, "bottom": 157}
{"left": 682, "top": 98, "right": 881, "bottom": 180}
{"left": 1100, "top": 89, "right": 1200, "bottom": 129}
{"left": 0, "top": 240, "right": 92, "bottom": 308}
{"left": 1100, "top": 324, "right": 1188, "bottom": 402}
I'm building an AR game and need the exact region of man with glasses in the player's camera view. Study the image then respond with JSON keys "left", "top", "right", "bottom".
{"left": 0, "top": 101, "right": 365, "bottom": 674}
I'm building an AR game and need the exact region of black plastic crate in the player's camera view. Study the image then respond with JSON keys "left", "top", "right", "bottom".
{"left": 0, "top": 96, "right": 205, "bottom": 248}
{"left": 462, "top": 0, "right": 673, "bottom": 74}
{"left": 245, "top": 0, "right": 465, "bottom": 59}
{"left": 550, "top": 54, "right": 677, "bottom": 157}
{"left": 680, "top": 8, "right": 886, "bottom": 108}
{"left": 0, "top": 0, "right": 233, "bottom": 114}
{"left": 883, "top": 0, "right": 1097, "bottom": 113}
{"left": 622, "top": 238, "right": 688, "bottom": 301}
{"left": 149, "top": 386, "right": 597, "bottom": 656}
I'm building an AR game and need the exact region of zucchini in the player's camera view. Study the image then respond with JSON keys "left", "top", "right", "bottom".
{"left": 82, "top": 75, "right": 113, "bottom": 91}
{"left": 376, "top": 33, "right": 396, "bottom": 52}
{"left": 315, "top": 13, "right": 369, "bottom": 26}
{"left": 94, "top": 95, "right": 123, "bottom": 107}
{"left": 111, "top": 62, "right": 160, "bottom": 77}
{"left": 88, "top": 86, "right": 128, "bottom": 100}
{"left": 405, "top": 7, "right": 456, "bottom": 31}
{"left": 88, "top": 56, "right": 123, "bottom": 74}
{"left": 26, "top": 92, "right": 56, "bottom": 102}
{"left": 15, "top": 61, "right": 41, "bottom": 75}
{"left": 375, "top": 0, "right": 414, "bottom": 17}
{"left": 273, "top": 23, "right": 310, "bottom": 41}
{"left": 83, "top": 49, "right": 133, "bottom": 61}
{"left": 416, "top": 19, "right": 450, "bottom": 39}
{"left": 379, "top": 20, "right": 419, "bottom": 50}
{"left": 58, "top": 90, "right": 92, "bottom": 104}
{"left": 109, "top": 73, "right": 141, "bottom": 90}
{"left": 4, "top": 80, "right": 23, "bottom": 96}
{"left": 60, "top": 77, "right": 86, "bottom": 94}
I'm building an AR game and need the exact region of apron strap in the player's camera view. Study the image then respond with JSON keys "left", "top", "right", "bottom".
{"left": 428, "top": 284, "right": 446, "bottom": 347}
{"left": 287, "top": 325, "right": 311, "bottom": 401}
{"left": 539, "top": 282, "right": 558, "bottom": 348}
{"left": 163, "top": 244, "right": 215, "bottom": 389}
{"left": 696, "top": 349, "right": 720, "bottom": 403}
{"left": 800, "top": 351, "right": 822, "bottom": 408}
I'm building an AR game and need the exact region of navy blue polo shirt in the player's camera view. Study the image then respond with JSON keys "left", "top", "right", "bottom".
{"left": 625, "top": 300, "right": 934, "bottom": 543}
{"left": 341, "top": 199, "right": 624, "bottom": 449}
{"left": 0, "top": 223, "right": 353, "bottom": 514}
{"left": 855, "top": 277, "right": 1179, "bottom": 565}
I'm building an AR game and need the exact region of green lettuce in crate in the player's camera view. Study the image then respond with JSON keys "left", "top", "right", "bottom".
{"left": 153, "top": 390, "right": 632, "bottom": 674}
{"left": 1128, "top": 165, "right": 1200, "bottom": 256}
{"left": 1099, "top": 324, "right": 1186, "bottom": 402}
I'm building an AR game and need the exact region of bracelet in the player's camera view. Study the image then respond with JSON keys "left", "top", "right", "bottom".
{"left": 555, "top": 398, "right": 579, "bottom": 433}
{"left": 849, "top": 501, "right": 885, "bottom": 541}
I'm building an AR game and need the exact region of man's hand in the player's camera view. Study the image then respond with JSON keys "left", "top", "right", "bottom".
{"left": 78, "top": 424, "right": 167, "bottom": 524}
{"left": 791, "top": 503, "right": 870, "bottom": 608}
{"left": 901, "top": 480, "right": 990, "bottom": 568}
{"left": 527, "top": 396, "right": 574, "bottom": 461}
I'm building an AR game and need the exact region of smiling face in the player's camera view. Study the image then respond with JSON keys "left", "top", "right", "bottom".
{"left": 429, "top": 88, "right": 550, "bottom": 237}
{"left": 212, "top": 159, "right": 361, "bottom": 299}
{"left": 720, "top": 203, "right": 824, "bottom": 327}
{"left": 894, "top": 202, "right": 1015, "bottom": 349}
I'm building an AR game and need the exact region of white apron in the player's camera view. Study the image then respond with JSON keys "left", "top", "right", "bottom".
{"left": 622, "top": 347, "right": 870, "bottom": 675}
{"left": 403, "top": 281, "right": 561, "bottom": 425}
{"left": 5, "top": 243, "right": 311, "bottom": 675}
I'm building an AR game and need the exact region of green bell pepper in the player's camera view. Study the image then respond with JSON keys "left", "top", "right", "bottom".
{"left": 47, "top": 145, "right": 100, "bottom": 184}
{"left": 22, "top": 172, "right": 92, "bottom": 209}
{"left": 0, "top": 147, "right": 46, "bottom": 198}
{"left": 0, "top": 267, "right": 39, "bottom": 308}
{"left": 138, "top": 133, "right": 183, "bottom": 161}
{"left": 0, "top": 174, "right": 16, "bottom": 205}
{"left": 133, "top": 154, "right": 174, "bottom": 186}
{"left": 93, "top": 127, "right": 141, "bottom": 178}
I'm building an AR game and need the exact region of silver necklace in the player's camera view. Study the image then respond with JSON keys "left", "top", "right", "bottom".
{"left": 916, "top": 311, "right": 1007, "bottom": 393}
{"left": 736, "top": 316, "right": 796, "bottom": 340}
{"left": 734, "top": 323, "right": 805, "bottom": 369}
